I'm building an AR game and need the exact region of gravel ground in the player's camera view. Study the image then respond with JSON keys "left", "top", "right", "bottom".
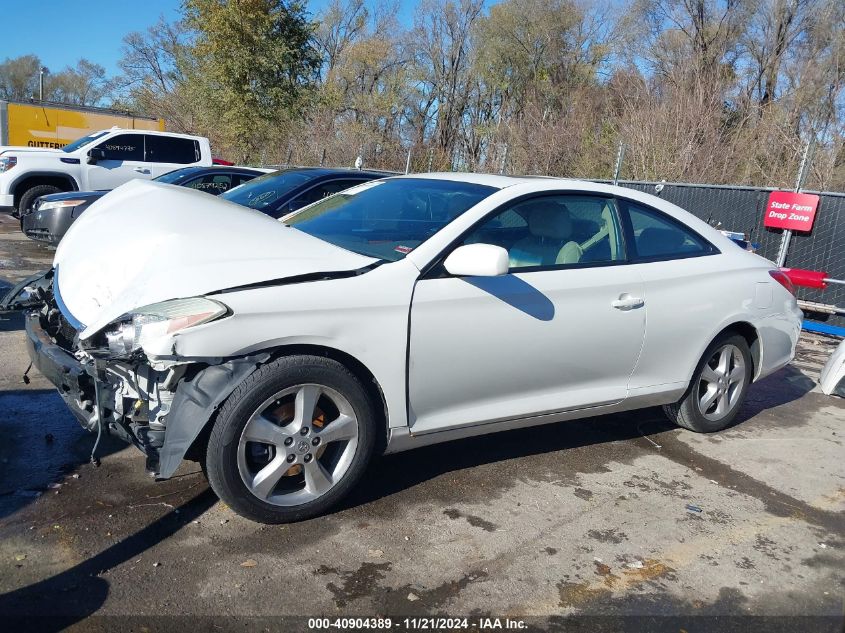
{"left": 0, "top": 212, "right": 842, "bottom": 632}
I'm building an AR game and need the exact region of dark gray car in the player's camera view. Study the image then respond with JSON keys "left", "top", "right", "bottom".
{"left": 20, "top": 166, "right": 267, "bottom": 246}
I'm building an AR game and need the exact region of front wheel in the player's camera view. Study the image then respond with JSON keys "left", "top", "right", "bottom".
{"left": 204, "top": 355, "right": 376, "bottom": 523}
{"left": 663, "top": 334, "right": 752, "bottom": 433}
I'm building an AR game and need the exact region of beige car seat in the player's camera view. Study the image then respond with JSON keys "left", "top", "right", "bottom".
{"left": 508, "top": 201, "right": 583, "bottom": 267}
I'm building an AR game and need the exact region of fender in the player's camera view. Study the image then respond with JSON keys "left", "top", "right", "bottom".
{"left": 10, "top": 170, "right": 80, "bottom": 196}
{"left": 157, "top": 352, "right": 270, "bottom": 479}
{"left": 684, "top": 315, "right": 761, "bottom": 383}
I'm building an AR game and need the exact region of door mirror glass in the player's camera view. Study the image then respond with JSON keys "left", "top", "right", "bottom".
{"left": 444, "top": 244, "right": 509, "bottom": 277}
{"left": 87, "top": 148, "right": 107, "bottom": 164}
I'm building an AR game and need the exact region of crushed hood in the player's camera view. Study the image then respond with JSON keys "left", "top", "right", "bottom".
{"left": 54, "top": 179, "right": 377, "bottom": 339}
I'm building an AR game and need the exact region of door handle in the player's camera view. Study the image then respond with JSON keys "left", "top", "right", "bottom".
{"left": 134, "top": 167, "right": 150, "bottom": 173}
{"left": 611, "top": 294, "right": 644, "bottom": 310}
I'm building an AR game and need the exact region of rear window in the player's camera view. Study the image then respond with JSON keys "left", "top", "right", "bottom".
{"left": 221, "top": 170, "right": 318, "bottom": 211}
{"left": 155, "top": 168, "right": 198, "bottom": 184}
{"left": 145, "top": 135, "right": 200, "bottom": 164}
{"left": 625, "top": 202, "right": 715, "bottom": 260}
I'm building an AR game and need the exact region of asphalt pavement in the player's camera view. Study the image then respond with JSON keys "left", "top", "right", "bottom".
{"left": 0, "top": 212, "right": 842, "bottom": 632}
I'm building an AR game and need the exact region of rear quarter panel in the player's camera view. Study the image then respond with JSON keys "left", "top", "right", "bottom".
{"left": 629, "top": 248, "right": 800, "bottom": 395}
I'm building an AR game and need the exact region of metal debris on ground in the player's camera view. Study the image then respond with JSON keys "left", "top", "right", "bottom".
{"left": 685, "top": 504, "right": 703, "bottom": 513}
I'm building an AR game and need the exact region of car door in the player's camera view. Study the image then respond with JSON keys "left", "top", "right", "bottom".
{"left": 616, "top": 199, "right": 725, "bottom": 394}
{"left": 145, "top": 135, "right": 202, "bottom": 178}
{"left": 407, "top": 193, "right": 646, "bottom": 435}
{"left": 86, "top": 133, "right": 152, "bottom": 190}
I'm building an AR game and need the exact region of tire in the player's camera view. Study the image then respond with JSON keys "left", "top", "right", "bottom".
{"left": 663, "top": 333, "right": 753, "bottom": 433}
{"left": 17, "top": 184, "right": 62, "bottom": 216}
{"left": 204, "top": 355, "right": 376, "bottom": 523}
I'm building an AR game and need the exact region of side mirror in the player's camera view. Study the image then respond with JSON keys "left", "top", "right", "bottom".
{"left": 443, "top": 244, "right": 510, "bottom": 277}
{"left": 87, "top": 148, "right": 107, "bottom": 164}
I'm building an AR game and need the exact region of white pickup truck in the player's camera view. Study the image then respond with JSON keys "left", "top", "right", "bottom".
{"left": 0, "top": 128, "right": 213, "bottom": 214}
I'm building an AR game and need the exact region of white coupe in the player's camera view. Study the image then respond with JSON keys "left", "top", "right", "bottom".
{"left": 8, "top": 173, "right": 802, "bottom": 523}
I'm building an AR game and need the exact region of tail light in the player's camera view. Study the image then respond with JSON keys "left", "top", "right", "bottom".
{"left": 769, "top": 269, "right": 796, "bottom": 296}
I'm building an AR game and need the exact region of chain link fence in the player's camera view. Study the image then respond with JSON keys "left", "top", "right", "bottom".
{"left": 261, "top": 151, "right": 844, "bottom": 329}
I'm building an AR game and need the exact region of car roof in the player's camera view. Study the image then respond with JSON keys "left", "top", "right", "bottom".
{"left": 93, "top": 128, "right": 204, "bottom": 141}
{"left": 390, "top": 172, "right": 650, "bottom": 197}
{"left": 272, "top": 167, "right": 395, "bottom": 179}
{"left": 391, "top": 172, "right": 540, "bottom": 189}
{"left": 165, "top": 165, "right": 267, "bottom": 176}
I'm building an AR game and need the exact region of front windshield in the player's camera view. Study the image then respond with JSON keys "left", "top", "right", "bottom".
{"left": 155, "top": 168, "right": 195, "bottom": 184}
{"left": 221, "top": 169, "right": 317, "bottom": 211}
{"left": 285, "top": 178, "right": 496, "bottom": 261}
{"left": 62, "top": 131, "right": 108, "bottom": 153}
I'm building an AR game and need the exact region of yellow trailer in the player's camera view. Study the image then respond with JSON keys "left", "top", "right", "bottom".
{"left": 0, "top": 99, "right": 164, "bottom": 149}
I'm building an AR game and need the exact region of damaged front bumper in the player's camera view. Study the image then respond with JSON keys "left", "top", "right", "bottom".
{"left": 14, "top": 272, "right": 268, "bottom": 479}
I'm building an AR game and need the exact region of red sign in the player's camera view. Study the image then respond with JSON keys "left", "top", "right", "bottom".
{"left": 763, "top": 191, "right": 820, "bottom": 231}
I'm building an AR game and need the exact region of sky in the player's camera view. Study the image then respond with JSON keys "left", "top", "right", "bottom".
{"left": 5, "top": 0, "right": 417, "bottom": 78}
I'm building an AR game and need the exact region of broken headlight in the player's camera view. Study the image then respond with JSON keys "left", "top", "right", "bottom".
{"left": 105, "top": 297, "right": 229, "bottom": 356}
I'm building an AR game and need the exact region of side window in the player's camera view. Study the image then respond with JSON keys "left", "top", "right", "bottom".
{"left": 232, "top": 173, "right": 258, "bottom": 188}
{"left": 145, "top": 136, "right": 200, "bottom": 164}
{"left": 461, "top": 195, "right": 625, "bottom": 270}
{"left": 96, "top": 134, "right": 144, "bottom": 161}
{"left": 290, "top": 179, "right": 365, "bottom": 210}
{"left": 185, "top": 173, "right": 234, "bottom": 195}
{"left": 624, "top": 202, "right": 714, "bottom": 260}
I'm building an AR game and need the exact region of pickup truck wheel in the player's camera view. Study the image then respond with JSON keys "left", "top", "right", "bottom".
{"left": 18, "top": 184, "right": 62, "bottom": 216}
{"left": 663, "top": 334, "right": 752, "bottom": 433}
{"left": 204, "top": 355, "right": 376, "bottom": 523}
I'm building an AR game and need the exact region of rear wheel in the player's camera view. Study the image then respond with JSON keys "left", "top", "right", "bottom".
{"left": 204, "top": 355, "right": 376, "bottom": 523}
{"left": 663, "top": 334, "right": 752, "bottom": 433}
{"left": 18, "top": 184, "right": 62, "bottom": 217}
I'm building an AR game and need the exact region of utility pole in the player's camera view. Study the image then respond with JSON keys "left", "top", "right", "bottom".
{"left": 776, "top": 139, "right": 815, "bottom": 266}
{"left": 39, "top": 66, "right": 48, "bottom": 100}
{"left": 405, "top": 149, "right": 412, "bottom": 174}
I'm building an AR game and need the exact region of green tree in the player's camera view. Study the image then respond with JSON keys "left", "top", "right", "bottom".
{"left": 182, "top": 0, "right": 322, "bottom": 160}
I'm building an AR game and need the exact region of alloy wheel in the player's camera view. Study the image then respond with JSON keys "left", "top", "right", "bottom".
{"left": 236, "top": 383, "right": 359, "bottom": 506}
{"left": 697, "top": 344, "right": 746, "bottom": 421}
